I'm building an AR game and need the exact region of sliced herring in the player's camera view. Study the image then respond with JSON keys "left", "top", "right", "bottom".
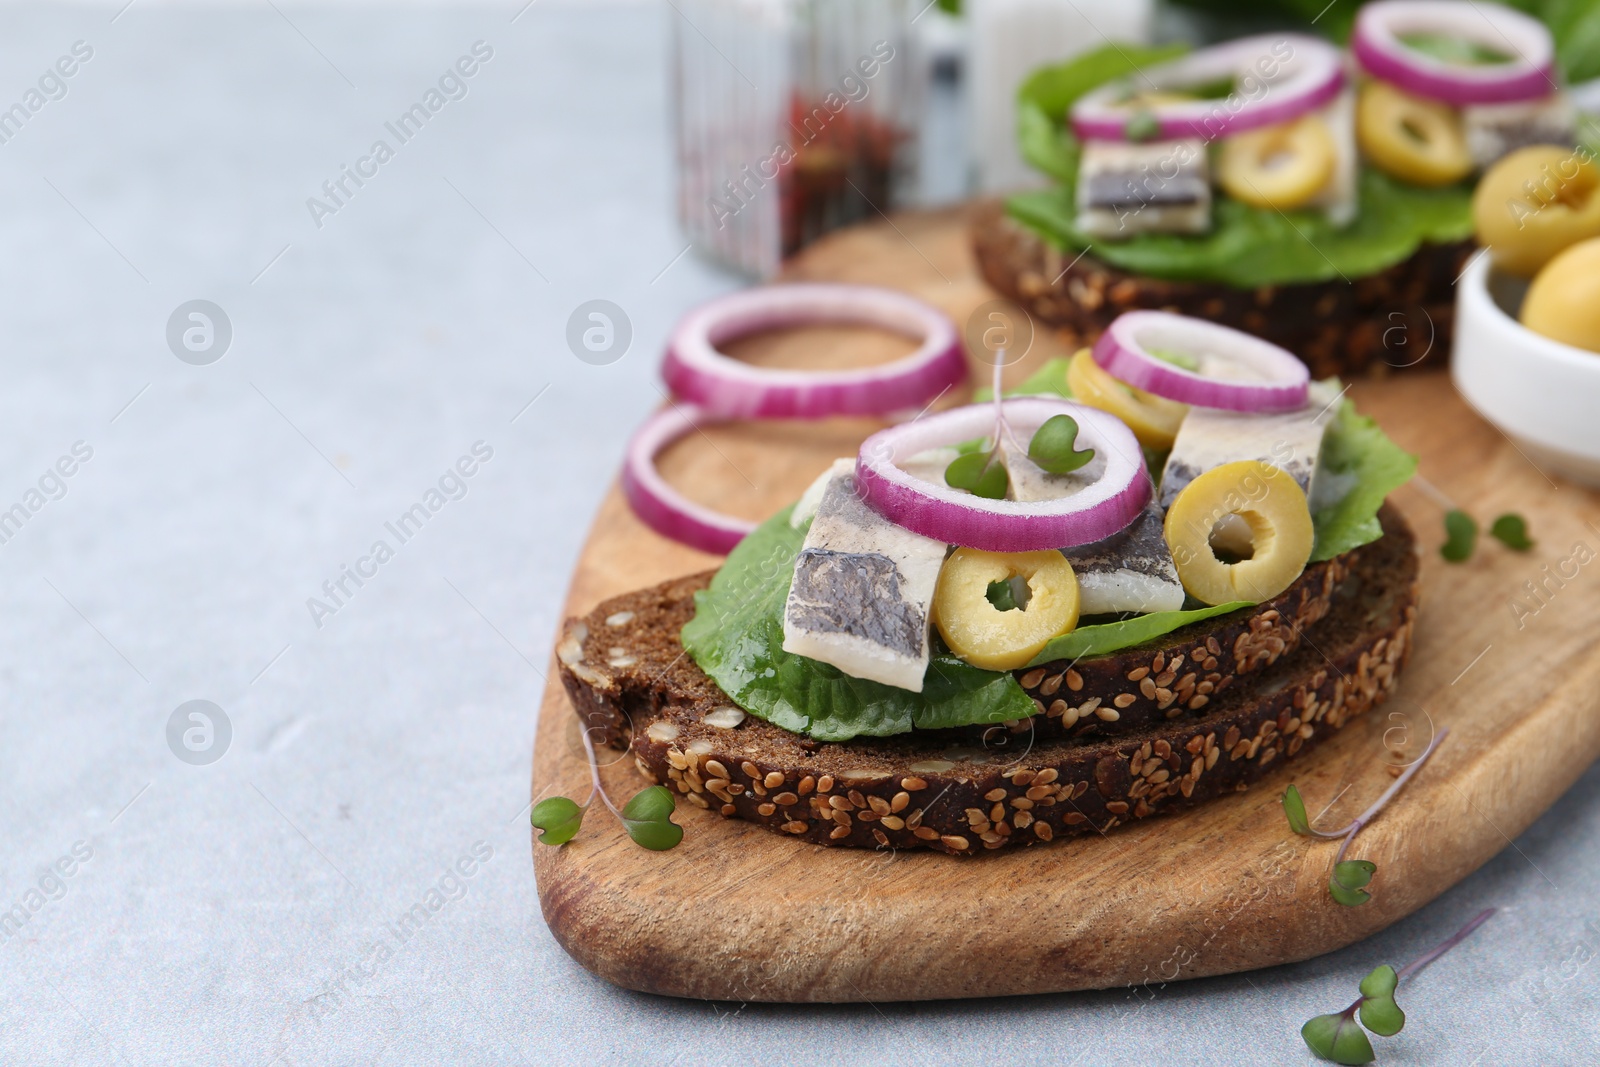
{"left": 1076, "top": 138, "right": 1212, "bottom": 238}
{"left": 1307, "top": 90, "right": 1358, "bottom": 227}
{"left": 1464, "top": 94, "right": 1576, "bottom": 170}
{"left": 1003, "top": 446, "right": 1183, "bottom": 615}
{"left": 782, "top": 467, "right": 947, "bottom": 692}
{"left": 1158, "top": 380, "right": 1343, "bottom": 511}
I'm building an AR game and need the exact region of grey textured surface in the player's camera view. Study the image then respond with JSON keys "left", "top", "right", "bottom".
{"left": 0, "top": 5, "right": 1597, "bottom": 1066}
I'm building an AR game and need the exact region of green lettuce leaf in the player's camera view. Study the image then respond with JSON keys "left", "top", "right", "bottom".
{"left": 1008, "top": 169, "right": 1475, "bottom": 288}
{"left": 1027, "top": 601, "right": 1252, "bottom": 666}
{"left": 1311, "top": 398, "right": 1419, "bottom": 561}
{"left": 1011, "top": 46, "right": 1476, "bottom": 288}
{"left": 680, "top": 508, "right": 1036, "bottom": 741}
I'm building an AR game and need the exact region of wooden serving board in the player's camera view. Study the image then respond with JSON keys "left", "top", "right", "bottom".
{"left": 532, "top": 204, "right": 1600, "bottom": 1002}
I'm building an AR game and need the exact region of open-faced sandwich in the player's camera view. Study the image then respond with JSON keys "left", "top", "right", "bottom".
{"left": 974, "top": 0, "right": 1585, "bottom": 377}
{"left": 556, "top": 296, "right": 1420, "bottom": 855}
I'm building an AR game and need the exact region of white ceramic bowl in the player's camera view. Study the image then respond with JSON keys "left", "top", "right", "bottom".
{"left": 1452, "top": 250, "right": 1600, "bottom": 487}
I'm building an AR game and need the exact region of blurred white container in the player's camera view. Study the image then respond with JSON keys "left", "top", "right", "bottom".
{"left": 670, "top": 0, "right": 923, "bottom": 277}
{"left": 968, "top": 0, "right": 1153, "bottom": 194}
{"left": 1453, "top": 251, "right": 1600, "bottom": 488}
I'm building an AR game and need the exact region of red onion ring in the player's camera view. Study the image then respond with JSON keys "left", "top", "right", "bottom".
{"left": 1352, "top": 0, "right": 1555, "bottom": 106}
{"left": 662, "top": 283, "right": 967, "bottom": 419}
{"left": 1092, "top": 311, "right": 1310, "bottom": 413}
{"left": 1071, "top": 34, "right": 1345, "bottom": 143}
{"left": 855, "top": 399, "right": 1151, "bottom": 552}
{"left": 621, "top": 404, "right": 754, "bottom": 555}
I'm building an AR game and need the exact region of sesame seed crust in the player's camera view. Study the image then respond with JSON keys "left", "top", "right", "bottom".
{"left": 556, "top": 508, "right": 1418, "bottom": 856}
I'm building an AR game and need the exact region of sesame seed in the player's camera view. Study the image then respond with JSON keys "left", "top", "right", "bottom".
{"left": 817, "top": 775, "right": 835, "bottom": 793}
{"left": 783, "top": 820, "right": 808, "bottom": 834}
{"left": 1034, "top": 821, "right": 1053, "bottom": 840}
{"left": 720, "top": 803, "right": 736, "bottom": 816}
{"left": 758, "top": 803, "right": 776, "bottom": 817}
{"left": 798, "top": 776, "right": 816, "bottom": 795}
{"left": 704, "top": 760, "right": 729, "bottom": 781}
{"left": 830, "top": 826, "right": 850, "bottom": 840}
{"left": 891, "top": 791, "right": 910, "bottom": 813}
{"left": 741, "top": 761, "right": 761, "bottom": 779}
{"left": 1106, "top": 801, "right": 1130, "bottom": 815}
{"left": 914, "top": 826, "right": 939, "bottom": 840}
{"left": 880, "top": 815, "right": 905, "bottom": 830}
{"left": 1114, "top": 693, "right": 1137, "bottom": 709}
{"left": 764, "top": 772, "right": 785, "bottom": 789}
{"left": 940, "top": 835, "right": 970, "bottom": 851}
{"left": 1035, "top": 768, "right": 1059, "bottom": 784}
{"left": 1096, "top": 707, "right": 1121, "bottom": 722}
{"left": 872, "top": 829, "right": 890, "bottom": 847}
{"left": 1127, "top": 667, "right": 1150, "bottom": 682}
{"left": 773, "top": 792, "right": 798, "bottom": 806}
{"left": 828, "top": 795, "right": 851, "bottom": 811}
{"left": 984, "top": 787, "right": 1007, "bottom": 803}
{"left": 868, "top": 796, "right": 891, "bottom": 816}
{"left": 901, "top": 777, "right": 928, "bottom": 791}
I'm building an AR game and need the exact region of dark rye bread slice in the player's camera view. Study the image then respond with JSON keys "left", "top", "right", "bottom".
{"left": 555, "top": 511, "right": 1419, "bottom": 855}
{"left": 970, "top": 200, "right": 1472, "bottom": 379}
{"left": 566, "top": 503, "right": 1400, "bottom": 749}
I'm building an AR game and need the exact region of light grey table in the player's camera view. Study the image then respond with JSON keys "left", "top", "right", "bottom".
{"left": 0, "top": 5, "right": 1594, "bottom": 1065}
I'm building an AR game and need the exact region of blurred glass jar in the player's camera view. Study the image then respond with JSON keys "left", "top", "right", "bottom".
{"left": 670, "top": 0, "right": 923, "bottom": 277}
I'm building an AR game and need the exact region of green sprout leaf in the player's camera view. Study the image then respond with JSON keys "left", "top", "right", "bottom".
{"left": 1359, "top": 993, "right": 1406, "bottom": 1038}
{"left": 1356, "top": 963, "right": 1406, "bottom": 1037}
{"left": 1124, "top": 108, "right": 1161, "bottom": 142}
{"left": 1028, "top": 414, "right": 1096, "bottom": 475}
{"left": 530, "top": 796, "right": 586, "bottom": 846}
{"left": 1358, "top": 964, "right": 1398, "bottom": 999}
{"left": 1330, "top": 860, "right": 1377, "bottom": 907}
{"left": 1149, "top": 346, "right": 1201, "bottom": 371}
{"left": 945, "top": 450, "right": 1009, "bottom": 499}
{"left": 1283, "top": 784, "right": 1312, "bottom": 836}
{"left": 1440, "top": 509, "right": 1477, "bottom": 562}
{"left": 1489, "top": 513, "right": 1534, "bottom": 551}
{"left": 621, "top": 785, "right": 684, "bottom": 851}
{"left": 1302, "top": 1012, "right": 1376, "bottom": 1065}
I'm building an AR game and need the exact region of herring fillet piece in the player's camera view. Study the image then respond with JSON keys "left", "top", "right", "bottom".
{"left": 1463, "top": 94, "right": 1575, "bottom": 170}
{"left": 1002, "top": 446, "right": 1183, "bottom": 615}
{"left": 1307, "top": 91, "right": 1358, "bottom": 227}
{"left": 1158, "top": 380, "right": 1343, "bottom": 510}
{"left": 1075, "top": 138, "right": 1211, "bottom": 238}
{"left": 781, "top": 468, "right": 946, "bottom": 692}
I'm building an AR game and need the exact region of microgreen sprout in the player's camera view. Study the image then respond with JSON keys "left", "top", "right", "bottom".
{"left": 1301, "top": 907, "right": 1496, "bottom": 1064}
{"left": 1440, "top": 509, "right": 1476, "bottom": 563}
{"left": 1412, "top": 475, "right": 1532, "bottom": 562}
{"left": 945, "top": 352, "right": 1027, "bottom": 500}
{"left": 1489, "top": 513, "right": 1534, "bottom": 551}
{"left": 1282, "top": 728, "right": 1448, "bottom": 906}
{"left": 531, "top": 721, "right": 683, "bottom": 851}
{"left": 1125, "top": 108, "right": 1161, "bottom": 142}
{"left": 1028, "top": 414, "right": 1096, "bottom": 474}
